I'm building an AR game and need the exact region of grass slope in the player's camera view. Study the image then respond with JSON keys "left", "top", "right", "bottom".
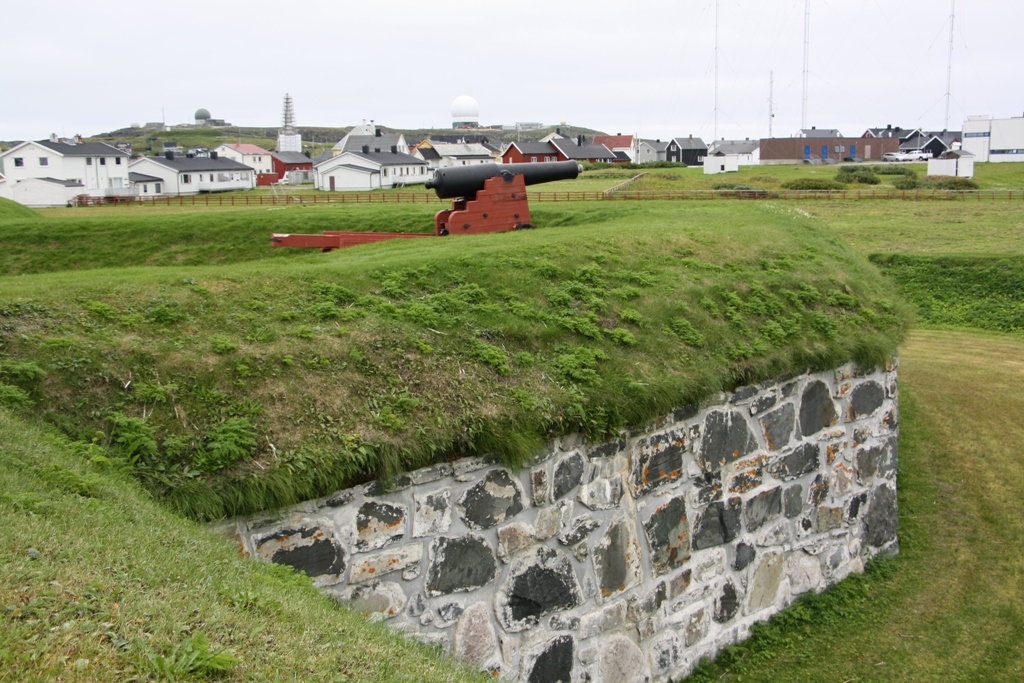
{"left": 685, "top": 328, "right": 1024, "bottom": 682}
{"left": 0, "top": 196, "right": 40, "bottom": 220}
{"left": 0, "top": 410, "right": 485, "bottom": 682}
{"left": 0, "top": 203, "right": 906, "bottom": 520}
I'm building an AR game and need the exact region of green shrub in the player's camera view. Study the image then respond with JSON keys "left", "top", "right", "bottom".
{"left": 553, "top": 346, "right": 608, "bottom": 385}
{"left": 108, "top": 413, "right": 159, "bottom": 464}
{"left": 835, "top": 170, "right": 880, "bottom": 185}
{"left": 618, "top": 308, "right": 644, "bottom": 325}
{"left": 146, "top": 632, "right": 238, "bottom": 680}
{"left": 607, "top": 328, "right": 638, "bottom": 347}
{"left": 928, "top": 176, "right": 979, "bottom": 190}
{"left": 780, "top": 178, "right": 847, "bottom": 190}
{"left": 892, "top": 177, "right": 925, "bottom": 190}
{"left": 469, "top": 340, "right": 511, "bottom": 376}
{"left": 209, "top": 334, "right": 238, "bottom": 354}
{"left": 0, "top": 360, "right": 46, "bottom": 388}
{"left": 664, "top": 318, "right": 705, "bottom": 347}
{"left": 196, "top": 418, "right": 258, "bottom": 473}
{"left": 0, "top": 383, "right": 31, "bottom": 407}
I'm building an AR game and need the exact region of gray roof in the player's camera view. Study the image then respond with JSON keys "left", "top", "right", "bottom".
{"left": 35, "top": 140, "right": 129, "bottom": 157}
{"left": 143, "top": 156, "right": 253, "bottom": 172}
{"left": 129, "top": 172, "right": 162, "bottom": 183}
{"left": 866, "top": 127, "right": 919, "bottom": 140}
{"left": 799, "top": 128, "right": 842, "bottom": 138}
{"left": 708, "top": 140, "right": 759, "bottom": 155}
{"left": 31, "top": 177, "right": 85, "bottom": 187}
{"left": 417, "top": 147, "right": 442, "bottom": 160}
{"left": 429, "top": 142, "right": 492, "bottom": 158}
{"left": 549, "top": 139, "right": 617, "bottom": 161}
{"left": 313, "top": 150, "right": 334, "bottom": 164}
{"left": 613, "top": 151, "right": 631, "bottom": 161}
{"left": 640, "top": 139, "right": 670, "bottom": 152}
{"left": 334, "top": 133, "right": 404, "bottom": 153}
{"left": 347, "top": 150, "right": 425, "bottom": 166}
{"left": 272, "top": 151, "right": 312, "bottom": 164}
{"left": 670, "top": 137, "right": 708, "bottom": 150}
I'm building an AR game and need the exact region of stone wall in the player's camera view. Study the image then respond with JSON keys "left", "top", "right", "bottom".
{"left": 224, "top": 362, "right": 899, "bottom": 682}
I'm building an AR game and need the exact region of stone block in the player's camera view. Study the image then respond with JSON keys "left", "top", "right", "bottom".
{"left": 497, "top": 522, "right": 536, "bottom": 563}
{"left": 733, "top": 542, "right": 756, "bottom": 571}
{"left": 453, "top": 601, "right": 499, "bottom": 670}
{"left": 496, "top": 546, "right": 583, "bottom": 632}
{"left": 413, "top": 487, "right": 451, "bottom": 538}
{"left": 642, "top": 495, "right": 690, "bottom": 576}
{"left": 690, "top": 548, "right": 726, "bottom": 583}
{"left": 799, "top": 380, "right": 838, "bottom": 437}
{"left": 787, "top": 550, "right": 823, "bottom": 595}
{"left": 578, "top": 475, "right": 624, "bottom": 511}
{"left": 694, "top": 470, "right": 723, "bottom": 505}
{"left": 523, "top": 635, "right": 574, "bottom": 683}
{"left": 581, "top": 599, "right": 628, "bottom": 639}
{"left": 552, "top": 452, "right": 585, "bottom": 500}
{"left": 728, "top": 455, "right": 766, "bottom": 493}
{"left": 456, "top": 468, "right": 525, "bottom": 530}
{"left": 783, "top": 484, "right": 803, "bottom": 518}
{"left": 668, "top": 568, "right": 692, "bottom": 599}
{"left": 749, "top": 390, "right": 778, "bottom": 416}
{"left": 744, "top": 486, "right": 782, "bottom": 532}
{"left": 558, "top": 514, "right": 601, "bottom": 546}
{"left": 833, "top": 462, "right": 856, "bottom": 496}
{"left": 758, "top": 403, "right": 795, "bottom": 451}
{"left": 807, "top": 473, "right": 829, "bottom": 507}
{"left": 425, "top": 534, "right": 498, "bottom": 597}
{"left": 863, "top": 484, "right": 898, "bottom": 548}
{"left": 848, "top": 381, "right": 885, "bottom": 420}
{"left": 356, "top": 501, "right": 406, "bottom": 552}
{"left": 626, "top": 581, "right": 667, "bottom": 623}
{"left": 698, "top": 410, "right": 758, "bottom": 472}
{"left": 593, "top": 516, "right": 643, "bottom": 599}
{"left": 692, "top": 497, "right": 742, "bottom": 550}
{"left": 253, "top": 525, "right": 346, "bottom": 586}
{"left": 336, "top": 580, "right": 407, "bottom": 620}
{"left": 648, "top": 631, "right": 681, "bottom": 677}
{"left": 713, "top": 581, "right": 740, "bottom": 623}
{"left": 349, "top": 543, "right": 423, "bottom": 584}
{"left": 856, "top": 438, "right": 897, "bottom": 483}
{"left": 768, "top": 442, "right": 821, "bottom": 481}
{"left": 597, "top": 635, "right": 651, "bottom": 683}
{"left": 534, "top": 501, "right": 569, "bottom": 541}
{"left": 631, "top": 430, "right": 686, "bottom": 495}
{"left": 530, "top": 465, "right": 550, "bottom": 507}
{"left": 848, "top": 492, "right": 868, "bottom": 520}
{"left": 683, "top": 607, "right": 709, "bottom": 647}
{"left": 746, "top": 552, "right": 784, "bottom": 614}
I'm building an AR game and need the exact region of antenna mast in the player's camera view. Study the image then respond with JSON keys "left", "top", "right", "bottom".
{"left": 769, "top": 71, "right": 775, "bottom": 138}
{"left": 714, "top": 0, "right": 720, "bottom": 141}
{"left": 801, "top": 0, "right": 810, "bottom": 130}
{"left": 944, "top": 0, "right": 955, "bottom": 131}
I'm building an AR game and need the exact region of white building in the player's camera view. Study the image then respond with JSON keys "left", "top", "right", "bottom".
{"left": 703, "top": 153, "right": 740, "bottom": 175}
{"left": 128, "top": 153, "right": 255, "bottom": 195}
{"left": 212, "top": 144, "right": 274, "bottom": 175}
{"left": 706, "top": 140, "right": 760, "bottom": 166}
{"left": 412, "top": 141, "right": 493, "bottom": 169}
{"left": 962, "top": 115, "right": 1024, "bottom": 162}
{"left": 636, "top": 140, "right": 669, "bottom": 164}
{"left": 0, "top": 137, "right": 130, "bottom": 206}
{"left": 314, "top": 148, "right": 427, "bottom": 191}
{"left": 277, "top": 93, "right": 302, "bottom": 153}
{"left": 927, "top": 150, "right": 975, "bottom": 178}
{"left": 331, "top": 127, "right": 409, "bottom": 157}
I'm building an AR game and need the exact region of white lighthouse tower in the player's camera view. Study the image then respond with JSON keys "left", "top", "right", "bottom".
{"left": 277, "top": 94, "right": 302, "bottom": 153}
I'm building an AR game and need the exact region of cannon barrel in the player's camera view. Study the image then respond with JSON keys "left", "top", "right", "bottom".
{"left": 424, "top": 160, "right": 580, "bottom": 199}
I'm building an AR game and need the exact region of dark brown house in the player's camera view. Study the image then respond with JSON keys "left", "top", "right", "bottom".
{"left": 759, "top": 137, "right": 899, "bottom": 163}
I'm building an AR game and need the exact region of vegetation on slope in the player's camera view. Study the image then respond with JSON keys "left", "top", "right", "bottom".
{"left": 0, "top": 203, "right": 907, "bottom": 520}
{"left": 0, "top": 196, "right": 40, "bottom": 220}
{"left": 0, "top": 409, "right": 485, "bottom": 682}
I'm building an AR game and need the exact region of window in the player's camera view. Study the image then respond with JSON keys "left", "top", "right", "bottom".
{"left": 143, "top": 184, "right": 148, "bottom": 194}
{"left": 181, "top": 174, "right": 192, "bottom": 184}
{"left": 116, "top": 158, "right": 122, "bottom": 165}
{"left": 38, "top": 157, "right": 48, "bottom": 166}
{"left": 531, "top": 156, "right": 537, "bottom": 163}
{"left": 100, "top": 157, "right": 106, "bottom": 165}
{"left": 14, "top": 157, "right": 24, "bottom": 167}
{"left": 155, "top": 183, "right": 161, "bottom": 193}
{"left": 87, "top": 157, "right": 93, "bottom": 165}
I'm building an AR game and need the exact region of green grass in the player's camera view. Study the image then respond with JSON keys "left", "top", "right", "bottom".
{"left": 684, "top": 328, "right": 1024, "bottom": 682}
{"left": 0, "top": 409, "right": 486, "bottom": 682}
{"left": 0, "top": 196, "right": 40, "bottom": 220}
{"left": 0, "top": 202, "right": 906, "bottom": 520}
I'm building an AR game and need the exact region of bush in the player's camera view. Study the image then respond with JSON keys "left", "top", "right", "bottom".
{"left": 835, "top": 169, "right": 880, "bottom": 185}
{"left": 780, "top": 178, "right": 847, "bottom": 191}
{"left": 195, "top": 418, "right": 259, "bottom": 472}
{"left": 928, "top": 176, "right": 979, "bottom": 190}
{"left": 209, "top": 334, "right": 239, "bottom": 354}
{"left": 893, "top": 177, "right": 925, "bottom": 190}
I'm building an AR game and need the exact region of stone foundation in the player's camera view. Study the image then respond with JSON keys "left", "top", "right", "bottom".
{"left": 225, "top": 362, "right": 899, "bottom": 682}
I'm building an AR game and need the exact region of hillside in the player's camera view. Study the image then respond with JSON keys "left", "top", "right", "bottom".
{"left": 0, "top": 196, "right": 40, "bottom": 220}
{"left": 0, "top": 202, "right": 907, "bottom": 521}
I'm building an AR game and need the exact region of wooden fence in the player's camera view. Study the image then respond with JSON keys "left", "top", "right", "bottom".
{"left": 71, "top": 188, "right": 1024, "bottom": 208}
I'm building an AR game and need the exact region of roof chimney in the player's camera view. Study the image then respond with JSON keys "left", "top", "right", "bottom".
{"left": 811, "top": 126, "right": 816, "bottom": 130}
{"left": 49, "top": 133, "right": 58, "bottom": 143}
{"left": 886, "top": 123, "right": 892, "bottom": 129}
{"left": 165, "top": 151, "right": 174, "bottom": 160}
{"left": 362, "top": 144, "right": 370, "bottom": 153}
{"left": 689, "top": 134, "right": 693, "bottom": 140}
{"left": 576, "top": 135, "right": 583, "bottom": 146}
{"left": 210, "top": 151, "right": 218, "bottom": 159}
{"left": 375, "top": 128, "right": 382, "bottom": 137}
{"left": 74, "top": 134, "right": 83, "bottom": 144}
{"left": 391, "top": 145, "right": 398, "bottom": 153}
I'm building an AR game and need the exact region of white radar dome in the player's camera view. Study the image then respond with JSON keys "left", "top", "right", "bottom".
{"left": 451, "top": 95, "right": 480, "bottom": 121}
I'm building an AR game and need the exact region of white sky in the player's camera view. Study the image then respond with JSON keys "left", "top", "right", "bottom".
{"left": 1, "top": 0, "right": 1020, "bottom": 142}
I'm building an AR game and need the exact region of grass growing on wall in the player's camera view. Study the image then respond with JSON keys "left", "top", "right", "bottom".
{"left": 0, "top": 409, "right": 487, "bottom": 683}
{"left": 0, "top": 203, "right": 906, "bottom": 520}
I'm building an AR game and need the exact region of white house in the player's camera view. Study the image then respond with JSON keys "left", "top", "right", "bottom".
{"left": 962, "top": 115, "right": 1024, "bottom": 163}
{"left": 128, "top": 152, "right": 255, "bottom": 195}
{"left": 592, "top": 135, "right": 638, "bottom": 163}
{"left": 703, "top": 153, "right": 740, "bottom": 175}
{"left": 331, "top": 125, "right": 410, "bottom": 157}
{"left": 0, "top": 136, "right": 130, "bottom": 206}
{"left": 636, "top": 140, "right": 669, "bottom": 164}
{"left": 412, "top": 141, "right": 493, "bottom": 170}
{"left": 314, "top": 148, "right": 427, "bottom": 191}
{"left": 706, "top": 140, "right": 760, "bottom": 166}
{"left": 212, "top": 144, "right": 274, "bottom": 175}
{"left": 928, "top": 150, "right": 975, "bottom": 178}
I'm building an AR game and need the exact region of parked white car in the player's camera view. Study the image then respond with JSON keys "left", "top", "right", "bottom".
{"left": 883, "top": 150, "right": 932, "bottom": 162}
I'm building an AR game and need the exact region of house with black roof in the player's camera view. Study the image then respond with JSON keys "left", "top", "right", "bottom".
{"left": 127, "top": 151, "right": 255, "bottom": 195}
{"left": 0, "top": 135, "right": 129, "bottom": 206}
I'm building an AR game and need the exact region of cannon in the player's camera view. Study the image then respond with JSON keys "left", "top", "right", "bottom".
{"left": 425, "top": 160, "right": 579, "bottom": 236}
{"left": 271, "top": 160, "right": 580, "bottom": 251}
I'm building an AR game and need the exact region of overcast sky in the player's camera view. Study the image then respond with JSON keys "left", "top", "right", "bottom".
{"left": 1, "top": 0, "right": 1021, "bottom": 143}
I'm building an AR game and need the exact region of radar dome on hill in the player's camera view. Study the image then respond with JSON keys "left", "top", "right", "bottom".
{"left": 195, "top": 108, "right": 211, "bottom": 122}
{"left": 451, "top": 95, "right": 480, "bottom": 129}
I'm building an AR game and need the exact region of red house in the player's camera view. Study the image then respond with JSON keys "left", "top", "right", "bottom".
{"left": 501, "top": 141, "right": 560, "bottom": 164}
{"left": 271, "top": 151, "right": 313, "bottom": 183}
{"left": 501, "top": 137, "right": 617, "bottom": 165}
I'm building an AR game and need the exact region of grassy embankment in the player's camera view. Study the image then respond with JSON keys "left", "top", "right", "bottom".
{"left": 0, "top": 197, "right": 906, "bottom": 521}
{"left": 0, "top": 409, "right": 488, "bottom": 683}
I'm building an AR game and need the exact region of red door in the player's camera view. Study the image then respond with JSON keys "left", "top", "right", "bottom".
{"left": 329, "top": 176, "right": 335, "bottom": 191}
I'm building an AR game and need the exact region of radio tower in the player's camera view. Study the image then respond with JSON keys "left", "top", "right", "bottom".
{"left": 944, "top": 0, "right": 955, "bottom": 131}
{"left": 768, "top": 71, "right": 775, "bottom": 138}
{"left": 714, "top": 0, "right": 720, "bottom": 141}
{"left": 277, "top": 93, "right": 302, "bottom": 153}
{"left": 801, "top": 0, "right": 810, "bottom": 130}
